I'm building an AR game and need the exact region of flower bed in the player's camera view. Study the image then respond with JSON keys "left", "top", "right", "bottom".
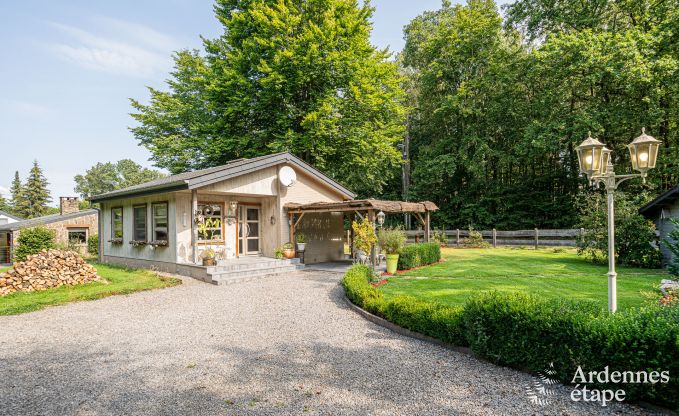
{"left": 342, "top": 264, "right": 679, "bottom": 410}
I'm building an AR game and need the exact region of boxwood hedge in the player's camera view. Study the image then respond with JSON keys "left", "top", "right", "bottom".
{"left": 397, "top": 242, "right": 441, "bottom": 270}
{"left": 342, "top": 264, "right": 679, "bottom": 410}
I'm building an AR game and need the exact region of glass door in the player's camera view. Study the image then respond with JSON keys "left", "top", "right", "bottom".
{"left": 238, "top": 206, "right": 260, "bottom": 256}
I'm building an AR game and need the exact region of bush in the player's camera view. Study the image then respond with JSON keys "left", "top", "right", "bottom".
{"left": 463, "top": 293, "right": 679, "bottom": 409}
{"left": 377, "top": 227, "right": 406, "bottom": 254}
{"left": 460, "top": 227, "right": 489, "bottom": 248}
{"left": 342, "top": 265, "right": 679, "bottom": 410}
{"left": 577, "top": 192, "right": 661, "bottom": 268}
{"left": 15, "top": 227, "right": 55, "bottom": 262}
{"left": 397, "top": 242, "right": 441, "bottom": 270}
{"left": 88, "top": 234, "right": 99, "bottom": 255}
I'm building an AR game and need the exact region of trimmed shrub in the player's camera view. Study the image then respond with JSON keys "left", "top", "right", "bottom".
{"left": 15, "top": 227, "right": 56, "bottom": 262}
{"left": 397, "top": 242, "right": 441, "bottom": 270}
{"left": 342, "top": 265, "right": 679, "bottom": 410}
{"left": 88, "top": 234, "right": 99, "bottom": 255}
{"left": 462, "top": 293, "right": 679, "bottom": 409}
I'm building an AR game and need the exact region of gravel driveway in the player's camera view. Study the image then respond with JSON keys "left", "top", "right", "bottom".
{"left": 0, "top": 271, "right": 652, "bottom": 415}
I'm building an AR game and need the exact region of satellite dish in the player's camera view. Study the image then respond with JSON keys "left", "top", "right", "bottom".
{"left": 279, "top": 166, "right": 297, "bottom": 187}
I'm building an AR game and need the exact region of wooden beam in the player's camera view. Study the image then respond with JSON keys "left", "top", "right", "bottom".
{"left": 354, "top": 210, "right": 364, "bottom": 220}
{"left": 424, "top": 211, "right": 431, "bottom": 242}
{"left": 294, "top": 212, "right": 306, "bottom": 228}
{"left": 191, "top": 190, "right": 199, "bottom": 264}
{"left": 414, "top": 212, "right": 425, "bottom": 226}
{"left": 289, "top": 212, "right": 295, "bottom": 245}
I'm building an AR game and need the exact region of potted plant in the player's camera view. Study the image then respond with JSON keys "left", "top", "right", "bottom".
{"left": 295, "top": 233, "right": 307, "bottom": 252}
{"left": 282, "top": 242, "right": 295, "bottom": 259}
{"left": 274, "top": 247, "right": 284, "bottom": 259}
{"left": 201, "top": 248, "right": 216, "bottom": 266}
{"left": 378, "top": 227, "right": 406, "bottom": 274}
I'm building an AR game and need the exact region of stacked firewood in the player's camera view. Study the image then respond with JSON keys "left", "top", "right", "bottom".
{"left": 0, "top": 250, "right": 99, "bottom": 296}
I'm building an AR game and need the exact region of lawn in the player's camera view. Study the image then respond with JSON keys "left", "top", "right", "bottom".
{"left": 380, "top": 248, "right": 668, "bottom": 309}
{"left": 0, "top": 263, "right": 181, "bottom": 315}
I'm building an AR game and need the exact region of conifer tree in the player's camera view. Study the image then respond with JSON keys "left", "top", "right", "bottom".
{"left": 9, "top": 171, "right": 24, "bottom": 217}
{"left": 17, "top": 161, "right": 52, "bottom": 218}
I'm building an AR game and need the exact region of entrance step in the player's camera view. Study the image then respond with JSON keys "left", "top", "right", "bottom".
{"left": 205, "top": 257, "right": 304, "bottom": 285}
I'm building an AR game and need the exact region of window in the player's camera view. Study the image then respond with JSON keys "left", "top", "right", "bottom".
{"left": 197, "top": 203, "right": 222, "bottom": 242}
{"left": 133, "top": 204, "right": 147, "bottom": 241}
{"left": 68, "top": 228, "right": 88, "bottom": 244}
{"left": 152, "top": 202, "right": 169, "bottom": 241}
{"left": 111, "top": 207, "right": 123, "bottom": 239}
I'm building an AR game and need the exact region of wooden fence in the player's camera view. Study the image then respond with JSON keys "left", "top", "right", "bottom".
{"left": 405, "top": 228, "right": 584, "bottom": 248}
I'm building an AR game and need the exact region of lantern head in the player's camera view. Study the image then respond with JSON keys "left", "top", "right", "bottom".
{"left": 628, "top": 128, "right": 661, "bottom": 176}
{"left": 576, "top": 132, "right": 606, "bottom": 179}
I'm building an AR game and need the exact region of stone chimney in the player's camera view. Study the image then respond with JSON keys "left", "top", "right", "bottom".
{"left": 60, "top": 197, "right": 80, "bottom": 216}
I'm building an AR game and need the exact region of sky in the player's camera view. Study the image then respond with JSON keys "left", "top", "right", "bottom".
{"left": 0, "top": 0, "right": 462, "bottom": 204}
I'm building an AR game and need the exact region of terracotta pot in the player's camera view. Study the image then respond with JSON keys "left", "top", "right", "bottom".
{"left": 283, "top": 249, "right": 295, "bottom": 259}
{"left": 202, "top": 258, "right": 216, "bottom": 266}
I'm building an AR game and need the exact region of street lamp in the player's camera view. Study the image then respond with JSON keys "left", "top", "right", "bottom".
{"left": 576, "top": 129, "right": 661, "bottom": 313}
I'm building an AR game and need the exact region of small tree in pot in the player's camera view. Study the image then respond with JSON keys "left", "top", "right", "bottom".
{"left": 295, "top": 233, "right": 307, "bottom": 252}
{"left": 378, "top": 227, "right": 406, "bottom": 274}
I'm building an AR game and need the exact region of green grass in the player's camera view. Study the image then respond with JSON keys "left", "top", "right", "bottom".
{"left": 380, "top": 248, "right": 667, "bottom": 309}
{"left": 0, "top": 263, "right": 181, "bottom": 315}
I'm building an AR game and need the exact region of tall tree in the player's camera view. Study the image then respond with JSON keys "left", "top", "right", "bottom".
{"left": 74, "top": 159, "right": 166, "bottom": 200}
{"left": 130, "top": 0, "right": 406, "bottom": 195}
{"left": 9, "top": 171, "right": 24, "bottom": 217}
{"left": 17, "top": 161, "right": 52, "bottom": 219}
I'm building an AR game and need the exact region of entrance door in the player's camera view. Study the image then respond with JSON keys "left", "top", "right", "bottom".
{"left": 238, "top": 206, "right": 260, "bottom": 256}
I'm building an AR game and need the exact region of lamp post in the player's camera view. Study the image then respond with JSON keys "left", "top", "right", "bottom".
{"left": 575, "top": 129, "right": 661, "bottom": 313}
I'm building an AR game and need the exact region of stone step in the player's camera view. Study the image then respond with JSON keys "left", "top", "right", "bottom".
{"left": 208, "top": 266, "right": 300, "bottom": 285}
{"left": 209, "top": 258, "right": 300, "bottom": 273}
{"left": 208, "top": 264, "right": 299, "bottom": 280}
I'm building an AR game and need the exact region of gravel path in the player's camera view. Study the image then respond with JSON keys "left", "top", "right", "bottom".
{"left": 0, "top": 271, "right": 653, "bottom": 415}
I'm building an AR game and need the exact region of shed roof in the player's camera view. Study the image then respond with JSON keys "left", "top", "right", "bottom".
{"left": 0, "top": 209, "right": 98, "bottom": 232}
{"left": 639, "top": 184, "right": 679, "bottom": 217}
{"left": 89, "top": 152, "right": 356, "bottom": 202}
{"left": 0, "top": 210, "right": 23, "bottom": 221}
{"left": 284, "top": 199, "right": 438, "bottom": 214}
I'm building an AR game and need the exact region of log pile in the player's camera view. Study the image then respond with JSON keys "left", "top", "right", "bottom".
{"left": 0, "top": 250, "right": 99, "bottom": 296}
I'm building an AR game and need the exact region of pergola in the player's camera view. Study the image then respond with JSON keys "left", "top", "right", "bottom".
{"left": 285, "top": 199, "right": 439, "bottom": 266}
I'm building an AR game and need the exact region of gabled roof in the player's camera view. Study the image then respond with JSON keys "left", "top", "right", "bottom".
{"left": 0, "top": 210, "right": 23, "bottom": 221}
{"left": 0, "top": 209, "right": 98, "bottom": 232}
{"left": 89, "top": 152, "right": 356, "bottom": 203}
{"left": 639, "top": 184, "right": 679, "bottom": 217}
{"left": 285, "top": 199, "right": 438, "bottom": 214}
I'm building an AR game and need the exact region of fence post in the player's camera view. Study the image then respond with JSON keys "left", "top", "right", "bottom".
{"left": 456, "top": 229, "right": 460, "bottom": 247}
{"left": 492, "top": 228, "right": 497, "bottom": 248}
{"left": 534, "top": 228, "right": 539, "bottom": 249}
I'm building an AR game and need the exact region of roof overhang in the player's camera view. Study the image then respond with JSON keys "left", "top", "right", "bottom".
{"left": 89, "top": 152, "right": 355, "bottom": 203}
{"left": 639, "top": 184, "right": 679, "bottom": 217}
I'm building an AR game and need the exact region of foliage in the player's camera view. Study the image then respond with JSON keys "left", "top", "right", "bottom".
{"left": 201, "top": 248, "right": 215, "bottom": 260}
{"left": 88, "top": 234, "right": 99, "bottom": 256}
{"left": 384, "top": 248, "right": 665, "bottom": 309}
{"left": 460, "top": 227, "right": 489, "bottom": 248}
{"left": 0, "top": 263, "right": 180, "bottom": 316}
{"left": 274, "top": 247, "right": 284, "bottom": 259}
{"left": 352, "top": 217, "right": 377, "bottom": 255}
{"left": 282, "top": 242, "right": 294, "bottom": 250}
{"left": 377, "top": 227, "right": 406, "bottom": 255}
{"left": 343, "top": 264, "right": 679, "bottom": 409}
{"left": 295, "top": 233, "right": 307, "bottom": 244}
{"left": 8, "top": 171, "right": 24, "bottom": 217}
{"left": 74, "top": 159, "right": 165, "bottom": 200}
{"left": 402, "top": 0, "right": 678, "bottom": 230}
{"left": 15, "top": 161, "right": 52, "bottom": 219}
{"left": 197, "top": 217, "right": 222, "bottom": 241}
{"left": 15, "top": 227, "right": 55, "bottom": 262}
{"left": 431, "top": 229, "right": 448, "bottom": 246}
{"left": 397, "top": 243, "right": 441, "bottom": 270}
{"left": 577, "top": 192, "right": 662, "bottom": 268}
{"left": 130, "top": 0, "right": 406, "bottom": 195}
{"left": 462, "top": 293, "right": 679, "bottom": 409}
{"left": 665, "top": 218, "right": 679, "bottom": 277}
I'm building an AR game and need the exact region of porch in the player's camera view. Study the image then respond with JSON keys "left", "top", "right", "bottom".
{"left": 177, "top": 255, "right": 303, "bottom": 285}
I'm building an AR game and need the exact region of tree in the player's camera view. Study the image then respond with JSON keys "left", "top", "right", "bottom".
{"left": 16, "top": 161, "right": 52, "bottom": 219}
{"left": 130, "top": 0, "right": 406, "bottom": 195}
{"left": 9, "top": 171, "right": 24, "bottom": 216}
{"left": 0, "top": 194, "right": 8, "bottom": 213}
{"left": 74, "top": 159, "right": 166, "bottom": 200}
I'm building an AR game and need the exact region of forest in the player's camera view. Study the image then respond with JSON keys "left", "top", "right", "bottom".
{"left": 130, "top": 0, "right": 678, "bottom": 229}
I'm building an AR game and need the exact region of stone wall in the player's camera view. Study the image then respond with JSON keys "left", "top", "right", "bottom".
{"left": 11, "top": 212, "right": 98, "bottom": 256}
